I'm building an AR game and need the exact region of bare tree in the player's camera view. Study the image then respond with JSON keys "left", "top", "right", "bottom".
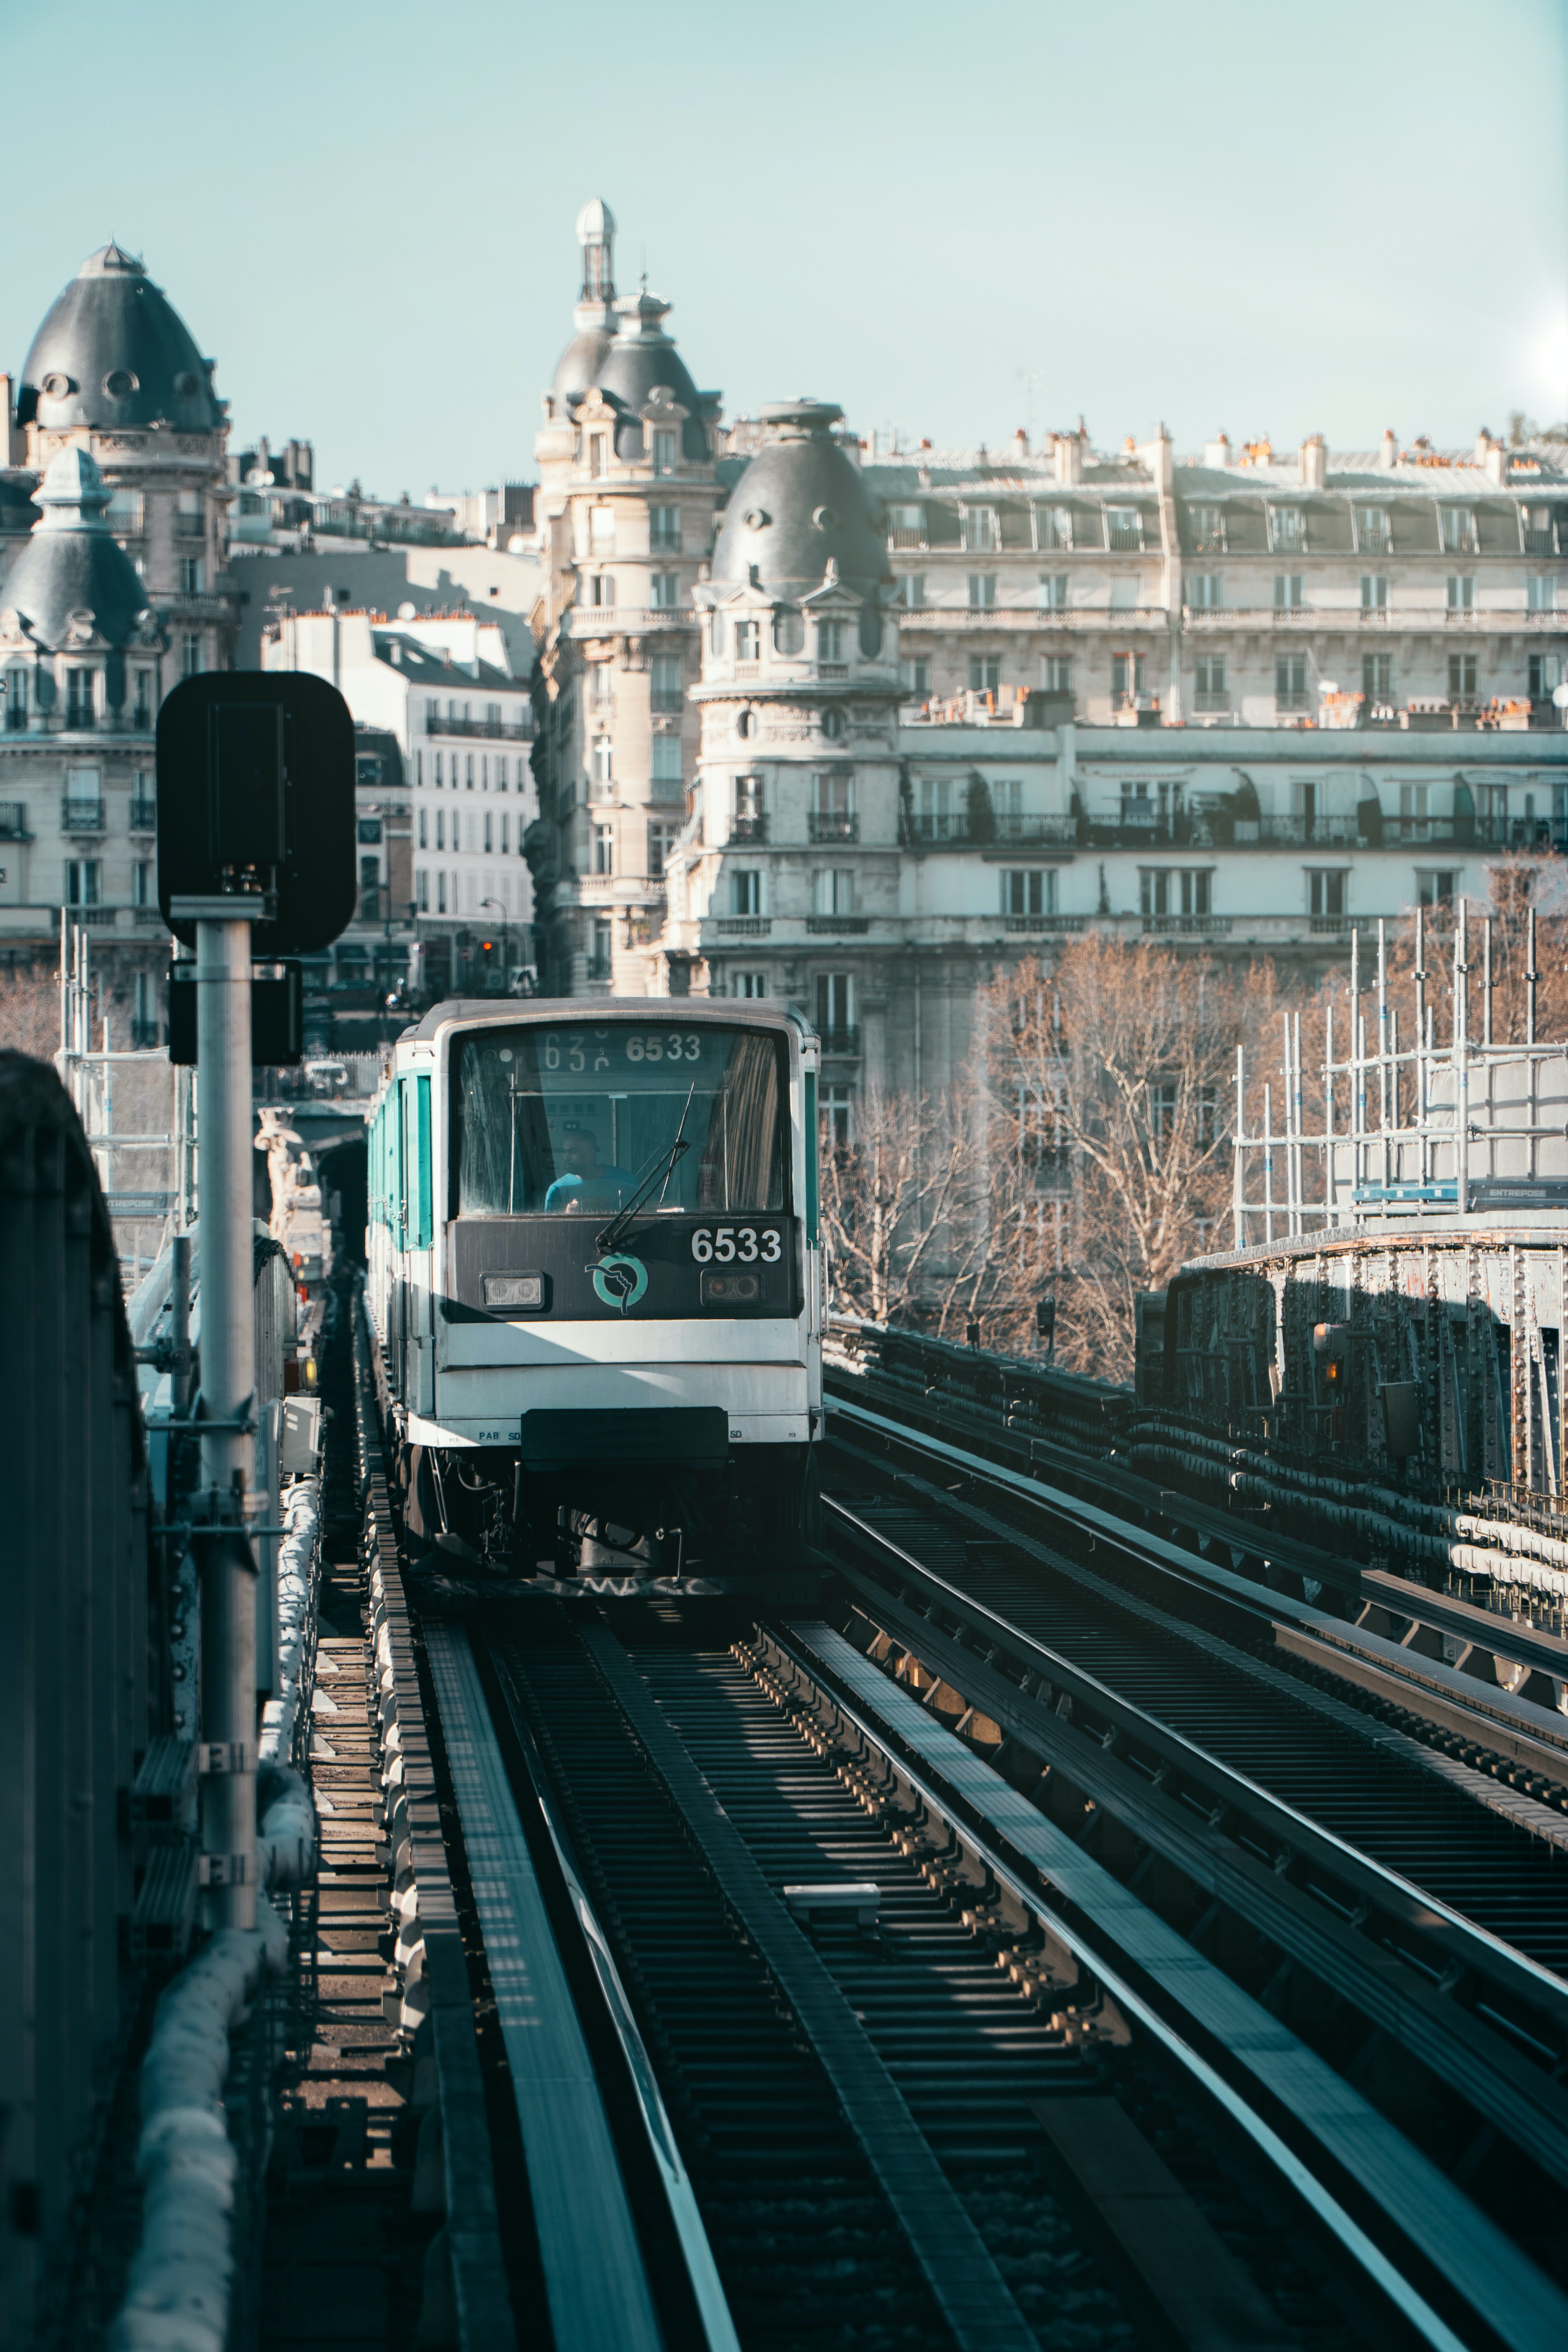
{"left": 819, "top": 1084, "right": 981, "bottom": 1326}
{"left": 0, "top": 960, "right": 59, "bottom": 1062}
{"left": 976, "top": 941, "right": 1280, "bottom": 1381}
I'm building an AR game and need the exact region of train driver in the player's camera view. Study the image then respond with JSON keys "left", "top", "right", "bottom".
{"left": 544, "top": 1124, "right": 633, "bottom": 1213}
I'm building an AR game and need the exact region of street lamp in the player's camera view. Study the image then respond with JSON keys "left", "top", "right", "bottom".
{"left": 479, "top": 897, "right": 510, "bottom": 996}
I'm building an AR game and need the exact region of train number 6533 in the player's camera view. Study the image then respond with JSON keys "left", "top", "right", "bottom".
{"left": 691, "top": 1227, "right": 782, "bottom": 1264}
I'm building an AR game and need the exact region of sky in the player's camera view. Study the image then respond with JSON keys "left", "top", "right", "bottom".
{"left": 2, "top": 0, "right": 1565, "bottom": 496}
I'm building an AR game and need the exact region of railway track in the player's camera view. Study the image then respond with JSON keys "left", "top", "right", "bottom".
{"left": 815, "top": 1394, "right": 1568, "bottom": 2311}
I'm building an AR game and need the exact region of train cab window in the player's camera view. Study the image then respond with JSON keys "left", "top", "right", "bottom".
{"left": 453, "top": 1022, "right": 789, "bottom": 1218}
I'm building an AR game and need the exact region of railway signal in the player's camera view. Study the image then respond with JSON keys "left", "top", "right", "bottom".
{"left": 156, "top": 672, "right": 355, "bottom": 1928}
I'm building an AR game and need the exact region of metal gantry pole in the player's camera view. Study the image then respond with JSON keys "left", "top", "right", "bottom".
{"left": 191, "top": 905, "right": 260, "bottom": 1932}
{"left": 1455, "top": 901, "right": 1470, "bottom": 1218}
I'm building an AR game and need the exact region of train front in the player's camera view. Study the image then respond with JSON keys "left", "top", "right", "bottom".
{"left": 379, "top": 999, "right": 823, "bottom": 1595}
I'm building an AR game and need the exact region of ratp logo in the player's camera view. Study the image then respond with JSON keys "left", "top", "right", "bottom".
{"left": 591, "top": 1252, "right": 648, "bottom": 1312}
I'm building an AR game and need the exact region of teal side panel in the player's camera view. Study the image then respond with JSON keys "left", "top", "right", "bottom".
{"left": 804, "top": 1071, "right": 818, "bottom": 1245}
{"left": 414, "top": 1074, "right": 433, "bottom": 1248}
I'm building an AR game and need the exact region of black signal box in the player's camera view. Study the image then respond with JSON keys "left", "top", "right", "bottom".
{"left": 168, "top": 962, "right": 304, "bottom": 1067}
{"left": 156, "top": 673, "right": 356, "bottom": 954}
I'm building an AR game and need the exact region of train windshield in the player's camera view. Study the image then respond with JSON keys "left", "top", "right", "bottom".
{"left": 453, "top": 1020, "right": 789, "bottom": 1217}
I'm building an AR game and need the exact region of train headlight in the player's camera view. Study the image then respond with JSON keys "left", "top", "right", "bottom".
{"left": 701, "top": 1269, "right": 762, "bottom": 1306}
{"left": 482, "top": 1272, "right": 547, "bottom": 1311}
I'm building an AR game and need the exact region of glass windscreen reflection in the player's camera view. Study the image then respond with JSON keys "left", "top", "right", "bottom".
{"left": 454, "top": 1020, "right": 788, "bottom": 1216}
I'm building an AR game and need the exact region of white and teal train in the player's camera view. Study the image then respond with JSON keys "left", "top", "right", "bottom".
{"left": 364, "top": 997, "right": 824, "bottom": 1589}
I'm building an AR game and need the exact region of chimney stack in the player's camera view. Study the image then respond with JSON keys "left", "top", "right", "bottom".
{"left": 1203, "top": 431, "right": 1232, "bottom": 470}
{"left": 1379, "top": 428, "right": 1398, "bottom": 471}
{"left": 1053, "top": 429, "right": 1084, "bottom": 485}
{"left": 1013, "top": 426, "right": 1030, "bottom": 458}
{"left": 1301, "top": 434, "right": 1327, "bottom": 489}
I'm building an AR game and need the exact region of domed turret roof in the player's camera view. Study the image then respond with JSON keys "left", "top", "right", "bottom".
{"left": 18, "top": 244, "right": 220, "bottom": 434}
{"left": 712, "top": 401, "right": 887, "bottom": 599}
{"left": 588, "top": 292, "right": 708, "bottom": 461}
{"left": 0, "top": 446, "right": 156, "bottom": 650}
{"left": 576, "top": 197, "right": 616, "bottom": 243}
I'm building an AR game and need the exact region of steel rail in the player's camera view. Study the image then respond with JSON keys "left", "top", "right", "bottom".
{"left": 765, "top": 1618, "right": 1568, "bottom": 2352}
{"left": 573, "top": 1618, "right": 1040, "bottom": 2352}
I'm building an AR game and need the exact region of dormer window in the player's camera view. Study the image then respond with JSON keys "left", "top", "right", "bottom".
{"left": 960, "top": 506, "right": 998, "bottom": 552}
{"left": 889, "top": 504, "right": 925, "bottom": 549}
{"left": 817, "top": 620, "right": 846, "bottom": 664}
{"left": 653, "top": 429, "right": 677, "bottom": 475}
{"left": 589, "top": 433, "right": 608, "bottom": 478}
{"left": 1440, "top": 507, "right": 1479, "bottom": 555}
{"left": 1356, "top": 507, "right": 1392, "bottom": 554}
{"left": 1267, "top": 506, "right": 1305, "bottom": 553}
{"left": 590, "top": 505, "right": 615, "bottom": 552}
{"left": 65, "top": 668, "right": 94, "bottom": 728}
{"left": 1187, "top": 504, "right": 1225, "bottom": 554}
{"left": 735, "top": 620, "right": 761, "bottom": 662}
{"left": 1034, "top": 505, "right": 1073, "bottom": 551}
{"left": 1106, "top": 506, "right": 1144, "bottom": 551}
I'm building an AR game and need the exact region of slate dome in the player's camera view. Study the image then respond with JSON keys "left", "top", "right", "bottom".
{"left": 712, "top": 401, "right": 887, "bottom": 600}
{"left": 18, "top": 244, "right": 220, "bottom": 434}
{"left": 1, "top": 447, "right": 155, "bottom": 650}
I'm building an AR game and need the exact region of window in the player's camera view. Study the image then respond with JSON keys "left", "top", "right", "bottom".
{"left": 65, "top": 667, "right": 93, "bottom": 727}
{"left": 1193, "top": 655, "right": 1227, "bottom": 711}
{"left": 649, "top": 504, "right": 681, "bottom": 552}
{"left": 590, "top": 917, "right": 612, "bottom": 975}
{"left": 435, "top": 752, "right": 445, "bottom": 789}
{"left": 416, "top": 871, "right": 430, "bottom": 912}
{"left": 1041, "top": 656, "right": 1073, "bottom": 693}
{"left": 359, "top": 854, "right": 381, "bottom": 917}
{"left": 961, "top": 507, "right": 998, "bottom": 552}
{"left": 813, "top": 772, "right": 854, "bottom": 838}
{"left": 817, "top": 619, "right": 846, "bottom": 663}
{"left": 174, "top": 491, "right": 202, "bottom": 537}
{"left": 821, "top": 706, "right": 845, "bottom": 742}
{"left": 1364, "top": 653, "right": 1392, "bottom": 701}
{"left": 593, "top": 821, "right": 614, "bottom": 875}
{"left": 1111, "top": 653, "right": 1145, "bottom": 705}
{"left": 901, "top": 575, "right": 925, "bottom": 610}
{"left": 1039, "top": 573, "right": 1069, "bottom": 610}
{"left": 106, "top": 488, "right": 144, "bottom": 537}
{"left": 1188, "top": 505, "right": 1225, "bottom": 555}
{"left": 1521, "top": 505, "right": 1557, "bottom": 555}
{"left": 806, "top": 1078, "right": 852, "bottom": 1155}
{"left": 1276, "top": 655, "right": 1309, "bottom": 708}
{"left": 1035, "top": 505, "right": 1073, "bottom": 551}
{"left": 901, "top": 658, "right": 930, "bottom": 696}
{"left": 1530, "top": 653, "right": 1564, "bottom": 696}
{"left": 1308, "top": 870, "right": 1347, "bottom": 918}
{"left": 590, "top": 572, "right": 615, "bottom": 607}
{"left": 65, "top": 858, "right": 100, "bottom": 906}
{"left": 436, "top": 809, "right": 446, "bottom": 850}
{"left": 484, "top": 811, "right": 493, "bottom": 854}
{"left": 731, "top": 971, "right": 768, "bottom": 998}
{"left": 134, "top": 670, "right": 152, "bottom": 729}
{"left": 1400, "top": 783, "right": 1430, "bottom": 837}
{"left": 1447, "top": 575, "right": 1475, "bottom": 611}
{"left": 498, "top": 757, "right": 509, "bottom": 790}
{"left": 1356, "top": 507, "right": 1392, "bottom": 554}
{"left": 1268, "top": 507, "right": 1305, "bottom": 553}
{"left": 1139, "top": 868, "right": 1210, "bottom": 917}
{"left": 418, "top": 808, "right": 428, "bottom": 849}
{"left": 589, "top": 505, "right": 615, "bottom": 552}
{"left": 65, "top": 765, "right": 100, "bottom": 817}
{"left": 181, "top": 633, "right": 202, "bottom": 678}
{"left": 650, "top": 572, "right": 679, "bottom": 610}
{"left": 735, "top": 619, "right": 761, "bottom": 662}
{"left": 816, "top": 972, "right": 853, "bottom": 1044}
{"left": 1274, "top": 574, "right": 1305, "bottom": 609}
{"left": 592, "top": 737, "right": 613, "bottom": 788}
{"left": 1528, "top": 577, "right": 1557, "bottom": 611}
{"left": 1440, "top": 508, "right": 1478, "bottom": 554}
{"left": 590, "top": 662, "right": 613, "bottom": 709}
{"left": 970, "top": 657, "right": 1001, "bottom": 693}
{"left": 1188, "top": 574, "right": 1223, "bottom": 609}
{"left": 1001, "top": 869, "right": 1058, "bottom": 917}
{"left": 1417, "top": 869, "right": 1457, "bottom": 907}
{"left": 651, "top": 737, "right": 683, "bottom": 794}
{"left": 1360, "top": 575, "right": 1389, "bottom": 611}
{"left": 967, "top": 574, "right": 996, "bottom": 609}
{"left": 588, "top": 433, "right": 607, "bottom": 478}
{"left": 1449, "top": 653, "right": 1478, "bottom": 700}
{"left": 1106, "top": 507, "right": 1143, "bottom": 551}
{"left": 732, "top": 869, "right": 762, "bottom": 915}
{"left": 652, "top": 428, "right": 676, "bottom": 476}
{"left": 648, "top": 820, "right": 678, "bottom": 878}
{"left": 466, "top": 754, "right": 475, "bottom": 789}
{"left": 437, "top": 871, "right": 447, "bottom": 913}
{"left": 178, "top": 555, "right": 206, "bottom": 595}
{"left": 889, "top": 503, "right": 925, "bottom": 548}
{"left": 812, "top": 869, "right": 855, "bottom": 915}
{"left": 134, "top": 859, "right": 153, "bottom": 908}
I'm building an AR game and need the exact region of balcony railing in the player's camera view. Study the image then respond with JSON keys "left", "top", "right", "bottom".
{"left": 68, "top": 905, "right": 119, "bottom": 926}
{"left": 130, "top": 1019, "right": 161, "bottom": 1049}
{"left": 129, "top": 799, "right": 158, "bottom": 831}
{"left": 650, "top": 691, "right": 685, "bottom": 714}
{"left": 173, "top": 512, "right": 206, "bottom": 537}
{"left": 903, "top": 811, "right": 1076, "bottom": 847}
{"left": 1309, "top": 915, "right": 1352, "bottom": 934}
{"left": 808, "top": 811, "right": 858, "bottom": 843}
{"left": 0, "top": 803, "right": 29, "bottom": 839}
{"left": 1142, "top": 914, "right": 1233, "bottom": 936}
{"left": 62, "top": 800, "right": 106, "bottom": 833}
{"left": 714, "top": 915, "right": 771, "bottom": 936}
{"left": 1232, "top": 815, "right": 1362, "bottom": 846}
{"left": 818, "top": 1027, "right": 861, "bottom": 1056}
{"left": 1193, "top": 692, "right": 1229, "bottom": 713}
{"left": 728, "top": 813, "right": 768, "bottom": 844}
{"left": 1005, "top": 913, "right": 1087, "bottom": 934}
{"left": 424, "top": 714, "right": 533, "bottom": 740}
{"left": 133, "top": 906, "right": 166, "bottom": 925}
{"left": 806, "top": 915, "right": 870, "bottom": 934}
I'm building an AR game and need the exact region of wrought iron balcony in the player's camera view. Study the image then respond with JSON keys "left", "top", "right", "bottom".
{"left": 61, "top": 800, "right": 106, "bottom": 833}
{"left": 808, "top": 810, "right": 858, "bottom": 843}
{"left": 727, "top": 812, "right": 768, "bottom": 844}
{"left": 129, "top": 799, "right": 158, "bottom": 832}
{"left": 424, "top": 714, "right": 533, "bottom": 740}
{"left": 818, "top": 1026, "right": 861, "bottom": 1055}
{"left": 805, "top": 914, "right": 870, "bottom": 934}
{"left": 0, "top": 803, "right": 30, "bottom": 839}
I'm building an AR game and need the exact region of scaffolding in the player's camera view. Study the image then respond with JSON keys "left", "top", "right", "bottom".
{"left": 56, "top": 913, "right": 195, "bottom": 1277}
{"left": 1232, "top": 904, "right": 1568, "bottom": 1247}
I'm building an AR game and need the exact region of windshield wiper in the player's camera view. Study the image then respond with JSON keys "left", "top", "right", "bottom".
{"left": 596, "top": 1082, "right": 696, "bottom": 1253}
